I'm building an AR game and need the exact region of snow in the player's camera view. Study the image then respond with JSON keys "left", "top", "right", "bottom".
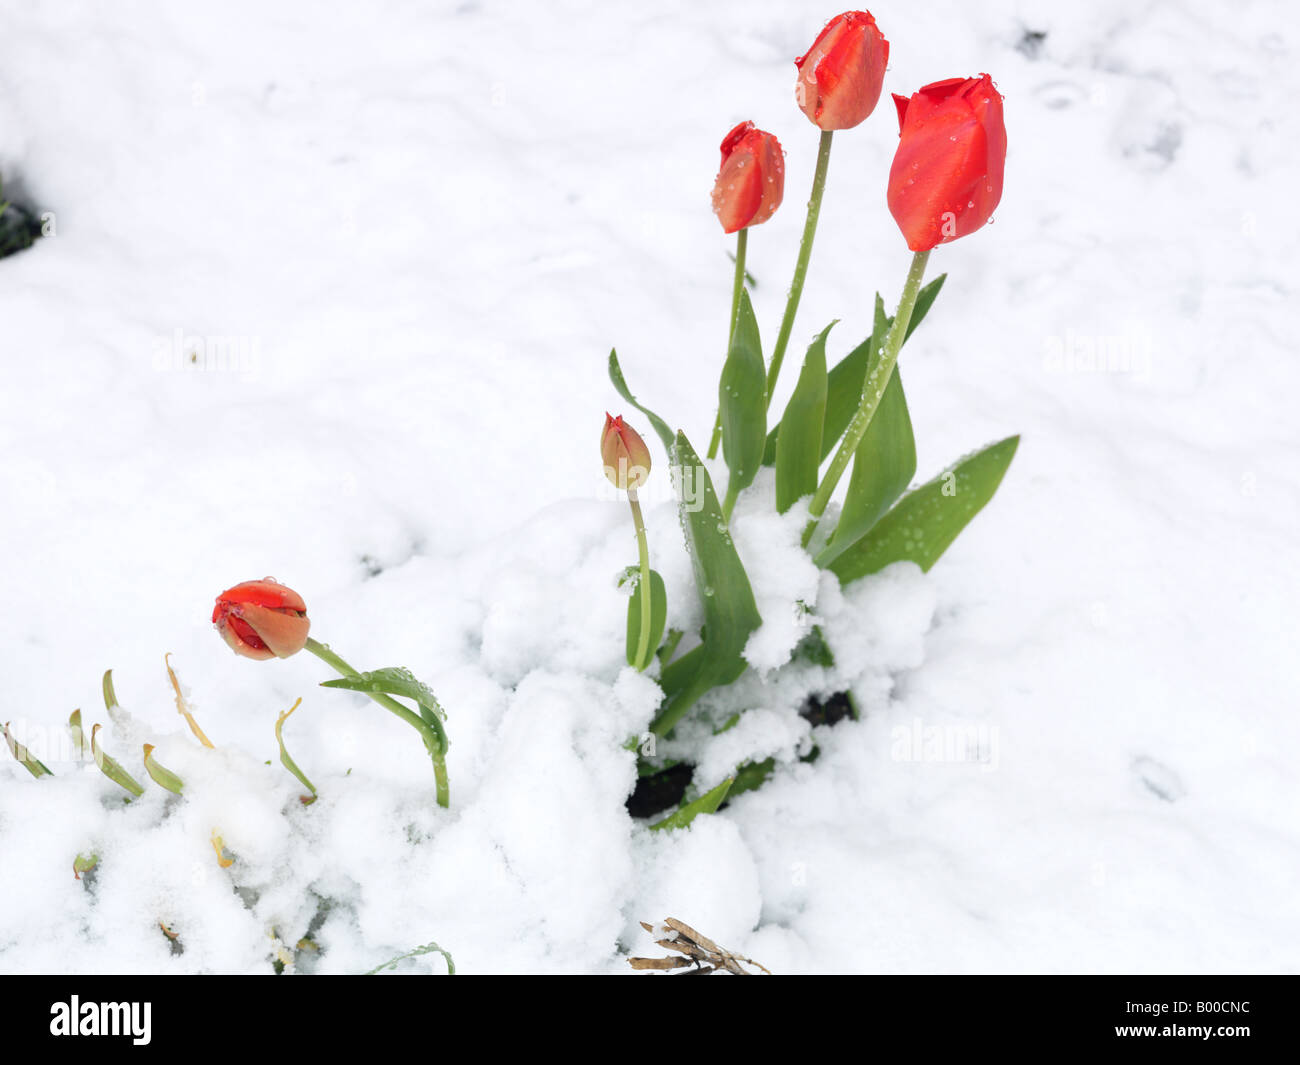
{"left": 2, "top": 0, "right": 1297, "bottom": 974}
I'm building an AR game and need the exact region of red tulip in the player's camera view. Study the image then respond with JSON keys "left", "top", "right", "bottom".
{"left": 711, "top": 121, "right": 785, "bottom": 234}
{"left": 213, "top": 579, "right": 310, "bottom": 660}
{"left": 794, "top": 11, "right": 889, "bottom": 131}
{"left": 601, "top": 413, "right": 652, "bottom": 490}
{"left": 887, "top": 74, "right": 1006, "bottom": 252}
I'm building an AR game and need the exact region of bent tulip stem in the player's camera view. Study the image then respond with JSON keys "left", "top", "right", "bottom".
{"left": 303, "top": 637, "right": 449, "bottom": 808}
{"left": 628, "top": 489, "right": 653, "bottom": 670}
{"left": 767, "top": 129, "right": 834, "bottom": 406}
{"left": 803, "top": 248, "right": 931, "bottom": 548}
{"left": 708, "top": 227, "right": 749, "bottom": 459}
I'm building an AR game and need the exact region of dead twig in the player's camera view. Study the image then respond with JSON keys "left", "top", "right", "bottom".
{"left": 628, "top": 918, "right": 771, "bottom": 975}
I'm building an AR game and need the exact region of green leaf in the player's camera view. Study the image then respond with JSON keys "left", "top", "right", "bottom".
{"left": 775, "top": 322, "right": 832, "bottom": 513}
{"left": 817, "top": 363, "right": 916, "bottom": 568}
{"left": 829, "top": 436, "right": 1020, "bottom": 584}
{"left": 821, "top": 295, "right": 890, "bottom": 463}
{"left": 649, "top": 776, "right": 734, "bottom": 831}
{"left": 762, "top": 275, "right": 946, "bottom": 467}
{"left": 727, "top": 758, "right": 776, "bottom": 799}
{"left": 3, "top": 721, "right": 52, "bottom": 778}
{"left": 73, "top": 853, "right": 99, "bottom": 880}
{"left": 68, "top": 709, "right": 87, "bottom": 762}
{"left": 90, "top": 724, "right": 144, "bottom": 797}
{"left": 321, "top": 667, "right": 449, "bottom": 755}
{"left": 792, "top": 626, "right": 835, "bottom": 668}
{"left": 275, "top": 699, "right": 317, "bottom": 801}
{"left": 650, "top": 432, "right": 761, "bottom": 736}
{"left": 608, "top": 348, "right": 675, "bottom": 457}
{"left": 656, "top": 628, "right": 684, "bottom": 667}
{"left": 657, "top": 642, "right": 705, "bottom": 700}
{"left": 102, "top": 669, "right": 119, "bottom": 712}
{"left": 142, "top": 744, "right": 183, "bottom": 795}
{"left": 626, "top": 569, "right": 668, "bottom": 671}
{"left": 718, "top": 289, "right": 766, "bottom": 515}
{"left": 365, "top": 939, "right": 455, "bottom": 975}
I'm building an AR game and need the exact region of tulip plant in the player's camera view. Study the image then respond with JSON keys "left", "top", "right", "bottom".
{"left": 609, "top": 11, "right": 1018, "bottom": 799}
{"left": 213, "top": 580, "right": 450, "bottom": 807}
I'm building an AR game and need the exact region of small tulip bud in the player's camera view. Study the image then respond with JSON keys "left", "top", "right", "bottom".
{"left": 711, "top": 121, "right": 785, "bottom": 234}
{"left": 795, "top": 11, "right": 890, "bottom": 131}
{"left": 213, "top": 579, "right": 310, "bottom": 660}
{"left": 887, "top": 74, "right": 1007, "bottom": 252}
{"left": 601, "top": 414, "right": 652, "bottom": 491}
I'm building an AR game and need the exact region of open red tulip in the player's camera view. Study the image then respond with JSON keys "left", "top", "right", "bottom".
{"left": 711, "top": 121, "right": 785, "bottom": 234}
{"left": 213, "top": 579, "right": 310, "bottom": 660}
{"left": 887, "top": 74, "right": 1006, "bottom": 252}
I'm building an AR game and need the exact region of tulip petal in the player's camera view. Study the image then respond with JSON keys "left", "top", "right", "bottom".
{"left": 215, "top": 611, "right": 275, "bottom": 659}
{"left": 712, "top": 144, "right": 763, "bottom": 234}
{"left": 214, "top": 579, "right": 306, "bottom": 613}
{"left": 236, "top": 602, "right": 311, "bottom": 659}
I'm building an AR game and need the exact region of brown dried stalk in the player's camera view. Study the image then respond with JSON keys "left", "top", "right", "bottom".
{"left": 628, "top": 918, "right": 771, "bottom": 975}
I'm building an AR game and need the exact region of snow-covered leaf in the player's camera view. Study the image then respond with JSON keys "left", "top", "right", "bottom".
{"left": 649, "top": 776, "right": 733, "bottom": 831}
{"left": 652, "top": 432, "right": 761, "bottom": 735}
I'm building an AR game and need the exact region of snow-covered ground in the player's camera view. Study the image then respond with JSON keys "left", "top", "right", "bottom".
{"left": 2, "top": 0, "right": 1297, "bottom": 974}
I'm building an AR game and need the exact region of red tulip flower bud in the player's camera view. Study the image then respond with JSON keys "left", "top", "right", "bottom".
{"left": 711, "top": 121, "right": 785, "bottom": 235}
{"left": 794, "top": 11, "right": 889, "bottom": 131}
{"left": 213, "top": 579, "right": 310, "bottom": 660}
{"left": 601, "top": 413, "right": 652, "bottom": 491}
{"left": 887, "top": 74, "right": 1006, "bottom": 252}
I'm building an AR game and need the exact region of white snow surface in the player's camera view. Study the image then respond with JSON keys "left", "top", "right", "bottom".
{"left": 1, "top": 0, "right": 1297, "bottom": 974}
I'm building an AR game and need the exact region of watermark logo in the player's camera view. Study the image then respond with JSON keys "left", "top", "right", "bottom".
{"left": 1043, "top": 329, "right": 1153, "bottom": 380}
{"left": 50, "top": 997, "right": 151, "bottom": 1046}
{"left": 153, "top": 329, "right": 261, "bottom": 382}
{"left": 890, "top": 717, "right": 999, "bottom": 771}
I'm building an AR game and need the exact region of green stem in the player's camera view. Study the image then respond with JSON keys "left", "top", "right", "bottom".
{"left": 628, "top": 489, "right": 653, "bottom": 670}
{"left": 304, "top": 637, "right": 449, "bottom": 807}
{"left": 707, "top": 227, "right": 749, "bottom": 459}
{"left": 802, "top": 249, "right": 931, "bottom": 548}
{"left": 721, "top": 480, "right": 740, "bottom": 521}
{"left": 766, "top": 129, "right": 834, "bottom": 407}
